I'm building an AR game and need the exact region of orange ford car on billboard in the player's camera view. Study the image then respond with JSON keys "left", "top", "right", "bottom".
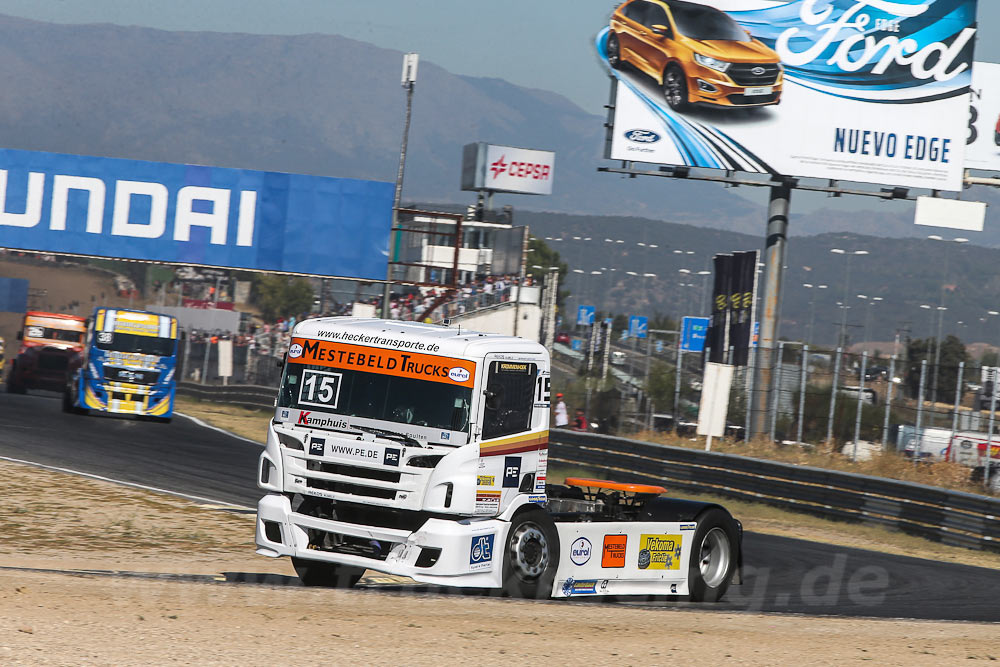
{"left": 607, "top": 0, "right": 783, "bottom": 110}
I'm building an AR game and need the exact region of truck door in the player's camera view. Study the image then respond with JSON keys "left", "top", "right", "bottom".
{"left": 480, "top": 358, "right": 537, "bottom": 442}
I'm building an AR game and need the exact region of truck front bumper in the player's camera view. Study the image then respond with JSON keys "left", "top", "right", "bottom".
{"left": 255, "top": 493, "right": 507, "bottom": 588}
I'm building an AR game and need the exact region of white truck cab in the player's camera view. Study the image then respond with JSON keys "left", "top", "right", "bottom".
{"left": 255, "top": 317, "right": 740, "bottom": 600}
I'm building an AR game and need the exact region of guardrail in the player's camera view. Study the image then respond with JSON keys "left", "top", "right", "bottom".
{"left": 177, "top": 382, "right": 274, "bottom": 411}
{"left": 177, "top": 382, "right": 1000, "bottom": 553}
{"left": 549, "top": 430, "right": 1000, "bottom": 553}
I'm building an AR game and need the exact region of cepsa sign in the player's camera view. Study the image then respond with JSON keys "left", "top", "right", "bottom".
{"left": 287, "top": 337, "right": 476, "bottom": 388}
{"left": 461, "top": 142, "right": 555, "bottom": 195}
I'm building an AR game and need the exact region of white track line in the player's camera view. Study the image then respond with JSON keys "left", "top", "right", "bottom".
{"left": 174, "top": 411, "right": 265, "bottom": 447}
{"left": 0, "top": 455, "right": 254, "bottom": 510}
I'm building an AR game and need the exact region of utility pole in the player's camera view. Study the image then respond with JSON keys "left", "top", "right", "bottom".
{"left": 381, "top": 53, "right": 419, "bottom": 318}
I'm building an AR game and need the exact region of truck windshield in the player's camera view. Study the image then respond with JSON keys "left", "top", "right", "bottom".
{"left": 278, "top": 362, "right": 472, "bottom": 433}
{"left": 25, "top": 326, "right": 84, "bottom": 344}
{"left": 95, "top": 331, "right": 176, "bottom": 356}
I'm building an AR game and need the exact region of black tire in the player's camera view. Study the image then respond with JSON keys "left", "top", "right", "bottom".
{"left": 607, "top": 33, "right": 623, "bottom": 69}
{"left": 62, "top": 389, "right": 73, "bottom": 413}
{"left": 501, "top": 509, "right": 559, "bottom": 599}
{"left": 663, "top": 64, "right": 690, "bottom": 112}
{"left": 291, "top": 557, "right": 364, "bottom": 588}
{"left": 688, "top": 508, "right": 739, "bottom": 602}
{"left": 7, "top": 365, "right": 25, "bottom": 394}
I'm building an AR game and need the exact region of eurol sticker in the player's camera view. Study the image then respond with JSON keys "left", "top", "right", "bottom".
{"left": 448, "top": 367, "right": 470, "bottom": 383}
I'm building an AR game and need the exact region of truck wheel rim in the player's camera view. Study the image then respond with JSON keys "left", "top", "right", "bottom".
{"left": 509, "top": 523, "right": 548, "bottom": 580}
{"left": 699, "top": 527, "right": 731, "bottom": 588}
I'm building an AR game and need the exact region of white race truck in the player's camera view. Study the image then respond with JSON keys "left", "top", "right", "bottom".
{"left": 255, "top": 318, "right": 742, "bottom": 600}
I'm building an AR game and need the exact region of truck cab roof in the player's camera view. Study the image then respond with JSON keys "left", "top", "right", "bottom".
{"left": 291, "top": 317, "right": 546, "bottom": 361}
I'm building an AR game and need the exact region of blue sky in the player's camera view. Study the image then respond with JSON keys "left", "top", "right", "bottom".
{"left": 4, "top": 1, "right": 997, "bottom": 114}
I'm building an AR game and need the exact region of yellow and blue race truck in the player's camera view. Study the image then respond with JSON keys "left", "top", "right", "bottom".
{"left": 64, "top": 307, "right": 179, "bottom": 422}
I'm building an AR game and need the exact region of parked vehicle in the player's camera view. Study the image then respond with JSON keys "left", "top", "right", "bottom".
{"left": 64, "top": 308, "right": 179, "bottom": 422}
{"left": 607, "top": 0, "right": 783, "bottom": 111}
{"left": 7, "top": 311, "right": 86, "bottom": 394}
{"left": 255, "top": 318, "right": 742, "bottom": 600}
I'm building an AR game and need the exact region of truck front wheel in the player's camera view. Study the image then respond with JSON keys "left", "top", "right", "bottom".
{"left": 291, "top": 557, "right": 364, "bottom": 588}
{"left": 688, "top": 508, "right": 739, "bottom": 602}
{"left": 501, "top": 509, "right": 559, "bottom": 599}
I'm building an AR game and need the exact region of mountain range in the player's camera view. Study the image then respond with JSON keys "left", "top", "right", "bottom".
{"left": 0, "top": 13, "right": 996, "bottom": 244}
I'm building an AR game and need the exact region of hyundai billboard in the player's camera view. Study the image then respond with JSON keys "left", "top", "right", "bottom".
{"left": 0, "top": 148, "right": 393, "bottom": 279}
{"left": 601, "top": 0, "right": 977, "bottom": 191}
{"left": 967, "top": 61, "right": 1000, "bottom": 170}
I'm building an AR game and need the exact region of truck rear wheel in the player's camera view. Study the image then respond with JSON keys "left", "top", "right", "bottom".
{"left": 291, "top": 557, "right": 364, "bottom": 588}
{"left": 688, "top": 508, "right": 739, "bottom": 602}
{"left": 501, "top": 509, "right": 559, "bottom": 599}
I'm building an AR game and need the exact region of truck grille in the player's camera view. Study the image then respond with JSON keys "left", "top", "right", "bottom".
{"left": 727, "top": 92, "right": 780, "bottom": 105}
{"left": 305, "top": 460, "right": 401, "bottom": 484}
{"left": 103, "top": 367, "right": 159, "bottom": 385}
{"left": 38, "top": 353, "right": 70, "bottom": 371}
{"left": 306, "top": 477, "right": 397, "bottom": 501}
{"left": 728, "top": 63, "right": 780, "bottom": 86}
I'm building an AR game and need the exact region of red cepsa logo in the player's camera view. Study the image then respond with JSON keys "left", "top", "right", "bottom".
{"left": 490, "top": 154, "right": 551, "bottom": 181}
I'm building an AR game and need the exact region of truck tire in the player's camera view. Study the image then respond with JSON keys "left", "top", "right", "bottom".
{"left": 291, "top": 557, "right": 364, "bottom": 588}
{"left": 6, "top": 365, "right": 25, "bottom": 394}
{"left": 688, "top": 508, "right": 739, "bottom": 602}
{"left": 501, "top": 509, "right": 559, "bottom": 599}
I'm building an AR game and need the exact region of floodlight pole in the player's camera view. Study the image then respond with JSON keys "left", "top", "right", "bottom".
{"left": 749, "top": 181, "right": 791, "bottom": 440}
{"left": 382, "top": 53, "right": 418, "bottom": 318}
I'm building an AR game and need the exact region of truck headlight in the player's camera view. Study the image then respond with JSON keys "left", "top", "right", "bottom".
{"left": 694, "top": 54, "right": 731, "bottom": 73}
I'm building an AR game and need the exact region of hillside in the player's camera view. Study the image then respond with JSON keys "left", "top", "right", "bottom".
{"left": 0, "top": 13, "right": 996, "bottom": 244}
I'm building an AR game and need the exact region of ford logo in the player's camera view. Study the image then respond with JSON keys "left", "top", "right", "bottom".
{"left": 751, "top": 66, "right": 766, "bottom": 76}
{"left": 624, "top": 129, "right": 660, "bottom": 144}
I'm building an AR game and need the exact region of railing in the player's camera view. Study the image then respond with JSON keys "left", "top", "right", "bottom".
{"left": 176, "top": 382, "right": 1000, "bottom": 553}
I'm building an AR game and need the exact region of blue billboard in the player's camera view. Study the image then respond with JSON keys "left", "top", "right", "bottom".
{"left": 577, "top": 305, "right": 595, "bottom": 326}
{"left": 681, "top": 316, "right": 710, "bottom": 353}
{"left": 0, "top": 148, "right": 393, "bottom": 279}
{"left": 628, "top": 315, "right": 647, "bottom": 339}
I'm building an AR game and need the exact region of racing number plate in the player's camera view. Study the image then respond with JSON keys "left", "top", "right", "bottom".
{"left": 744, "top": 86, "right": 772, "bottom": 96}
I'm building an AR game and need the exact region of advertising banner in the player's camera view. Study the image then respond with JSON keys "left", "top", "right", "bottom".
{"left": 0, "top": 148, "right": 393, "bottom": 279}
{"left": 681, "top": 315, "right": 710, "bottom": 352}
{"left": 967, "top": 61, "right": 1000, "bottom": 170}
{"left": 461, "top": 143, "right": 555, "bottom": 195}
{"left": 601, "top": 0, "right": 977, "bottom": 191}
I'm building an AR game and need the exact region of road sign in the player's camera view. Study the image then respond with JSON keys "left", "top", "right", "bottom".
{"left": 681, "top": 316, "right": 710, "bottom": 352}
{"left": 571, "top": 339, "right": 583, "bottom": 352}
{"left": 577, "top": 305, "right": 596, "bottom": 326}
{"left": 655, "top": 340, "right": 664, "bottom": 354}
{"left": 628, "top": 316, "right": 648, "bottom": 339}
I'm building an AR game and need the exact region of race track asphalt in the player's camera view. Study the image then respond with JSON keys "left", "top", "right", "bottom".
{"left": 2, "top": 391, "right": 998, "bottom": 622}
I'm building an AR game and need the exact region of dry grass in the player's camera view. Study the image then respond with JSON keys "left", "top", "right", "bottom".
{"left": 175, "top": 395, "right": 270, "bottom": 443}
{"left": 634, "top": 430, "right": 991, "bottom": 497}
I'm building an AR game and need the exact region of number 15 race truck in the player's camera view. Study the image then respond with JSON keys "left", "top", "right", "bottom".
{"left": 255, "top": 318, "right": 742, "bottom": 600}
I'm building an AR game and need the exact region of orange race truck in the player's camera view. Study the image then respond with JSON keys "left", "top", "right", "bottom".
{"left": 7, "top": 311, "right": 87, "bottom": 394}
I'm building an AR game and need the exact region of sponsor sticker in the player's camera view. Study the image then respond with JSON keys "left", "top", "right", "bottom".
{"left": 502, "top": 456, "right": 521, "bottom": 488}
{"left": 535, "top": 450, "right": 548, "bottom": 493}
{"left": 448, "top": 367, "right": 470, "bottom": 383}
{"left": 477, "top": 475, "right": 496, "bottom": 487}
{"left": 527, "top": 494, "right": 546, "bottom": 504}
{"left": 309, "top": 437, "right": 325, "bottom": 457}
{"left": 602, "top": 534, "right": 627, "bottom": 568}
{"left": 287, "top": 337, "right": 475, "bottom": 387}
{"left": 383, "top": 448, "right": 400, "bottom": 467}
{"left": 288, "top": 343, "right": 303, "bottom": 358}
{"left": 469, "top": 534, "right": 494, "bottom": 571}
{"left": 570, "top": 537, "right": 593, "bottom": 566}
{"left": 670, "top": 583, "right": 678, "bottom": 594}
{"left": 679, "top": 523, "right": 697, "bottom": 531}
{"left": 638, "top": 534, "right": 683, "bottom": 571}
{"left": 561, "top": 578, "right": 598, "bottom": 597}
{"left": 474, "top": 491, "right": 501, "bottom": 515}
